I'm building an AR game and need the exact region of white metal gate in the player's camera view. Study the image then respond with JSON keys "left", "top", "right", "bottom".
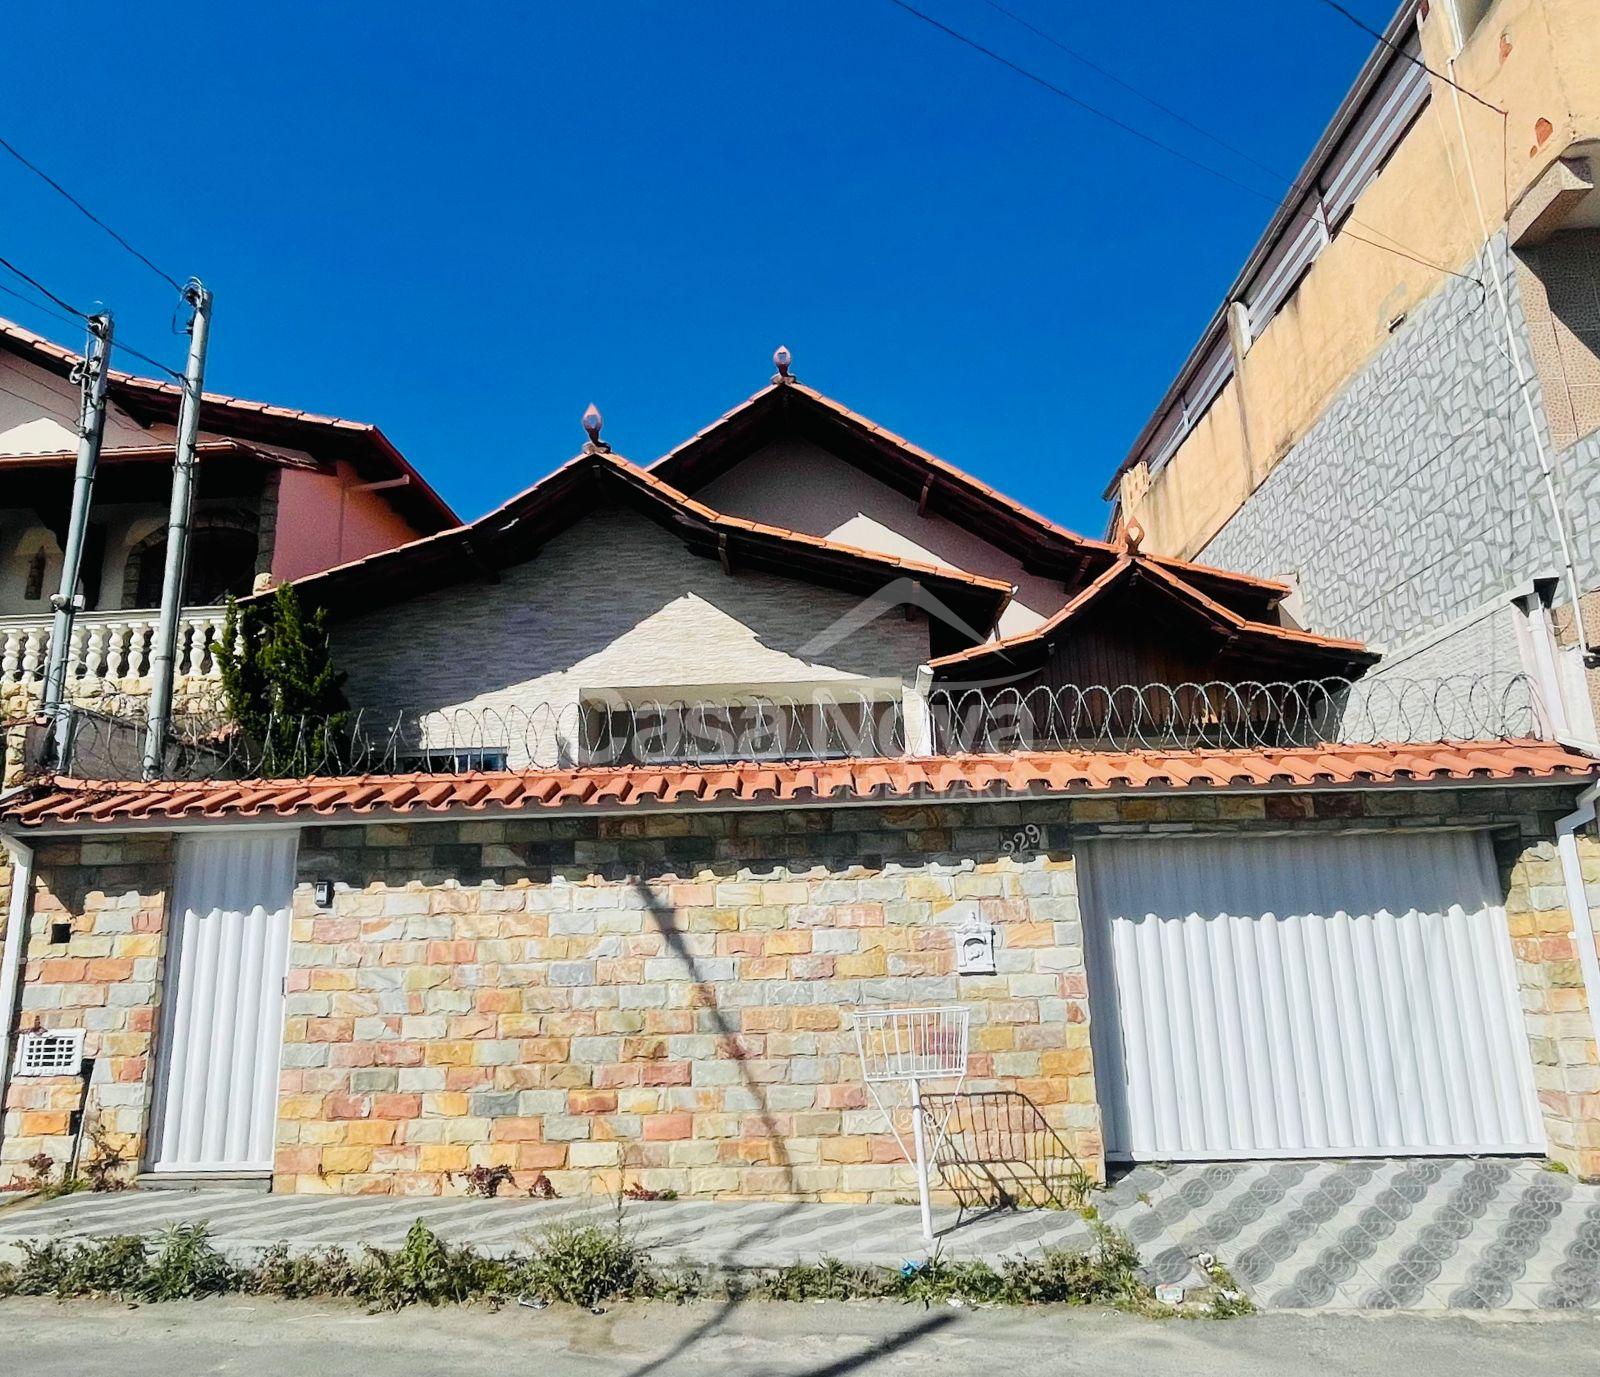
{"left": 150, "top": 831, "right": 297, "bottom": 1173}
{"left": 1083, "top": 830, "right": 1544, "bottom": 1160}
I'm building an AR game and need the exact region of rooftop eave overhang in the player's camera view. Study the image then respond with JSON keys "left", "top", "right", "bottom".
{"left": 3, "top": 772, "right": 1590, "bottom": 836}
{"left": 6, "top": 742, "right": 1592, "bottom": 833}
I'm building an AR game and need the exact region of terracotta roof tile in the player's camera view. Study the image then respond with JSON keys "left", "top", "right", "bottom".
{"left": 927, "top": 551, "right": 1373, "bottom": 676}
{"left": 4, "top": 741, "right": 1590, "bottom": 830}
{"left": 0, "top": 316, "right": 458, "bottom": 529}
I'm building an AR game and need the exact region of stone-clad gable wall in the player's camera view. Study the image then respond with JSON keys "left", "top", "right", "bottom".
{"left": 329, "top": 508, "right": 929, "bottom": 767}
{"left": 4, "top": 787, "right": 1598, "bottom": 1190}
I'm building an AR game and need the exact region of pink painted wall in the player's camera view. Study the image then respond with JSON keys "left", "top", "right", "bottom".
{"left": 271, "top": 461, "right": 432, "bottom": 583}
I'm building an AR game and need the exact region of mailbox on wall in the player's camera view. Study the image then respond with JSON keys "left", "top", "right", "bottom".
{"left": 955, "top": 914, "right": 997, "bottom": 975}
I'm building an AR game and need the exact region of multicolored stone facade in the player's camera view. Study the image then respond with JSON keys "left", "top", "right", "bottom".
{"left": 1496, "top": 830, "right": 1600, "bottom": 1179}
{"left": 4, "top": 786, "right": 1600, "bottom": 1192}
{"left": 273, "top": 803, "right": 1095, "bottom": 1199}
{"left": 0, "top": 836, "right": 170, "bottom": 1185}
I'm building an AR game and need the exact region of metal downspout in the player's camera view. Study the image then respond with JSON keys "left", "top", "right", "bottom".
{"left": 0, "top": 826, "right": 37, "bottom": 1165}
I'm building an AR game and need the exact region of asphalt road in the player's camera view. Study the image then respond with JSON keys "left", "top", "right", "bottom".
{"left": 5, "top": 1297, "right": 1598, "bottom": 1375}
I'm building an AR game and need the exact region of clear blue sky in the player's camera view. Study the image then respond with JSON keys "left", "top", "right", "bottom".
{"left": 0, "top": 1, "right": 1384, "bottom": 535}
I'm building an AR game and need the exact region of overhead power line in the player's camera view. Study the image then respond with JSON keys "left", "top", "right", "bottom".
{"left": 1312, "top": 0, "right": 1506, "bottom": 115}
{"left": 980, "top": 0, "right": 1289, "bottom": 186}
{"left": 0, "top": 252, "right": 88, "bottom": 321}
{"left": 0, "top": 265, "right": 185, "bottom": 381}
{"left": 883, "top": 0, "right": 1482, "bottom": 285}
{"left": 979, "top": 0, "right": 1455, "bottom": 272}
{"left": 0, "top": 133, "right": 186, "bottom": 292}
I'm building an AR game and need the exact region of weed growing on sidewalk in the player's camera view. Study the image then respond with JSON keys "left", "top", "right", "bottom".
{"left": 0, "top": 1217, "right": 1184, "bottom": 1316}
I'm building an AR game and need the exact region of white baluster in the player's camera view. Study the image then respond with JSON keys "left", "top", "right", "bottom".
{"left": 131, "top": 620, "right": 152, "bottom": 681}
{"left": 105, "top": 619, "right": 128, "bottom": 681}
{"left": 1, "top": 628, "right": 20, "bottom": 683}
{"left": 199, "top": 614, "right": 223, "bottom": 677}
{"left": 20, "top": 628, "right": 44, "bottom": 686}
{"left": 84, "top": 621, "right": 106, "bottom": 680}
{"left": 67, "top": 621, "right": 88, "bottom": 680}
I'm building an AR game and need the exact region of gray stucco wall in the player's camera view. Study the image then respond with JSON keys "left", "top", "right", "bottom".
{"left": 1201, "top": 236, "right": 1600, "bottom": 671}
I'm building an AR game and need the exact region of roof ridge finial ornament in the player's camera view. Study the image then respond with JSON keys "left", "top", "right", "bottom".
{"left": 1123, "top": 517, "right": 1145, "bottom": 554}
{"left": 772, "top": 345, "right": 793, "bottom": 384}
{"left": 582, "top": 402, "right": 609, "bottom": 453}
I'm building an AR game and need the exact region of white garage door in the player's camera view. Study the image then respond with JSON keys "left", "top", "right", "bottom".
{"left": 1083, "top": 830, "right": 1544, "bottom": 1160}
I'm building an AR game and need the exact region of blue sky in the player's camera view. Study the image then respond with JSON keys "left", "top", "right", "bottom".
{"left": 0, "top": 1, "right": 1383, "bottom": 535}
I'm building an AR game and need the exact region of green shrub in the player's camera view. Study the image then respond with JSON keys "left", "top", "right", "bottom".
{"left": 140, "top": 1225, "right": 241, "bottom": 1302}
{"left": 356, "top": 1221, "right": 513, "bottom": 1311}
{"left": 757, "top": 1258, "right": 891, "bottom": 1302}
{"left": 249, "top": 1244, "right": 360, "bottom": 1299}
{"left": 516, "top": 1222, "right": 646, "bottom": 1309}
{"left": 0, "top": 1213, "right": 1168, "bottom": 1316}
{"left": 11, "top": 1235, "right": 149, "bottom": 1298}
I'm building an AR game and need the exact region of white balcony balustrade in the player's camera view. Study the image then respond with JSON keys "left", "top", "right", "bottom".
{"left": 0, "top": 606, "right": 227, "bottom": 695}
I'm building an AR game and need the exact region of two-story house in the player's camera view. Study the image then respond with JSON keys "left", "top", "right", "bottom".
{"left": 2, "top": 363, "right": 1597, "bottom": 1202}
{"left": 0, "top": 315, "right": 457, "bottom": 739}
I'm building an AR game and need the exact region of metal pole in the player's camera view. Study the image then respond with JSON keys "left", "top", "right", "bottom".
{"left": 41, "top": 313, "right": 114, "bottom": 761}
{"left": 143, "top": 280, "right": 212, "bottom": 779}
{"left": 910, "top": 1074, "right": 934, "bottom": 1247}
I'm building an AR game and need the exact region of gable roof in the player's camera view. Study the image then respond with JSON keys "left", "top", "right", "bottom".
{"left": 259, "top": 446, "right": 1014, "bottom": 644}
{"left": 928, "top": 547, "right": 1375, "bottom": 679}
{"left": 649, "top": 378, "right": 1291, "bottom": 619}
{"left": 5, "top": 739, "right": 1590, "bottom": 831}
{"left": 0, "top": 316, "right": 457, "bottom": 532}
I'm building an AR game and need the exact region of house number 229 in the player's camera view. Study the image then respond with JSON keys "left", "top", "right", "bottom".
{"left": 1002, "top": 824, "right": 1042, "bottom": 856}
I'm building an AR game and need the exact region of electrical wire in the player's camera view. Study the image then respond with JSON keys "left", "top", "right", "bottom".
{"left": 0, "top": 133, "right": 186, "bottom": 292}
{"left": 0, "top": 253, "right": 88, "bottom": 321}
{"left": 0, "top": 273, "right": 185, "bottom": 381}
{"left": 1312, "top": 0, "right": 1506, "bottom": 115}
{"left": 980, "top": 0, "right": 1446, "bottom": 265}
{"left": 980, "top": 0, "right": 1291, "bottom": 186}
{"left": 884, "top": 0, "right": 1483, "bottom": 285}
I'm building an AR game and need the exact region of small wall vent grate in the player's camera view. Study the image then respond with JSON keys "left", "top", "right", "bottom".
{"left": 13, "top": 1029, "right": 86, "bottom": 1078}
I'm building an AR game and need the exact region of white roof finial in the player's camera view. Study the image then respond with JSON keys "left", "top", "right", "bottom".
{"left": 582, "top": 402, "right": 606, "bottom": 451}
{"left": 772, "top": 345, "right": 793, "bottom": 383}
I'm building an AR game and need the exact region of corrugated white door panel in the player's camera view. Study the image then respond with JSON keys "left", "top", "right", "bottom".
{"left": 1084, "top": 830, "right": 1544, "bottom": 1160}
{"left": 151, "top": 831, "right": 297, "bottom": 1173}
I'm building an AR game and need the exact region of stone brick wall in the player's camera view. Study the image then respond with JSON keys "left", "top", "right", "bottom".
{"left": 1497, "top": 828, "right": 1600, "bottom": 1180}
{"left": 278, "top": 803, "right": 1094, "bottom": 1199}
{"left": 3, "top": 785, "right": 1599, "bottom": 1193}
{"left": 0, "top": 835, "right": 171, "bottom": 1183}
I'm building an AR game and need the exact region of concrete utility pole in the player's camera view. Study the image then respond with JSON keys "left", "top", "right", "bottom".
{"left": 143, "top": 279, "right": 212, "bottom": 780}
{"left": 41, "top": 311, "right": 115, "bottom": 763}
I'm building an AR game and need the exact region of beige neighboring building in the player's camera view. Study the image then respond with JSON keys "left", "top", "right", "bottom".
{"left": 1107, "top": 0, "right": 1600, "bottom": 737}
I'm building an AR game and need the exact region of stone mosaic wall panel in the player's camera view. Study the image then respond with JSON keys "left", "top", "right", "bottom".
{"left": 0, "top": 837, "right": 171, "bottom": 1182}
{"left": 276, "top": 805, "right": 1097, "bottom": 1200}
{"left": 1203, "top": 236, "right": 1600, "bottom": 661}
